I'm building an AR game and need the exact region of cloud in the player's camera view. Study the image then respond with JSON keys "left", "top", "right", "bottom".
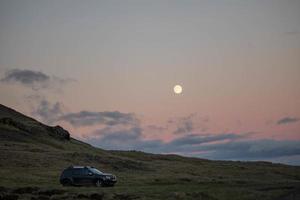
{"left": 277, "top": 117, "right": 299, "bottom": 125}
{"left": 198, "top": 139, "right": 300, "bottom": 161}
{"left": 158, "top": 133, "right": 250, "bottom": 154}
{"left": 29, "top": 98, "right": 139, "bottom": 129}
{"left": 1, "top": 69, "right": 49, "bottom": 89}
{"left": 32, "top": 100, "right": 64, "bottom": 124}
{"left": 171, "top": 113, "right": 210, "bottom": 134}
{"left": 169, "top": 133, "right": 243, "bottom": 146}
{"left": 173, "top": 114, "right": 196, "bottom": 134}
{"left": 58, "top": 111, "right": 139, "bottom": 127}
{"left": 147, "top": 125, "right": 166, "bottom": 133}
{"left": 88, "top": 131, "right": 247, "bottom": 154}
{"left": 99, "top": 127, "right": 142, "bottom": 140}
{"left": 1, "top": 68, "right": 74, "bottom": 91}
{"left": 1, "top": 69, "right": 75, "bottom": 125}
{"left": 87, "top": 125, "right": 149, "bottom": 150}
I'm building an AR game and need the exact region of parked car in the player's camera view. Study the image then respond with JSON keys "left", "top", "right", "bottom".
{"left": 60, "top": 166, "right": 117, "bottom": 187}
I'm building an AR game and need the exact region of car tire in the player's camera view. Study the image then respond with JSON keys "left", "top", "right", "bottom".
{"left": 95, "top": 179, "right": 103, "bottom": 187}
{"left": 62, "top": 179, "right": 72, "bottom": 186}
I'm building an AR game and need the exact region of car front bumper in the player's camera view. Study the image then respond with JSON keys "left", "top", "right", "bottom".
{"left": 103, "top": 178, "right": 117, "bottom": 185}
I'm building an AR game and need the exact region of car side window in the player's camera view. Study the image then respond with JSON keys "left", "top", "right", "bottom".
{"left": 82, "top": 168, "right": 90, "bottom": 176}
{"left": 72, "top": 169, "right": 81, "bottom": 175}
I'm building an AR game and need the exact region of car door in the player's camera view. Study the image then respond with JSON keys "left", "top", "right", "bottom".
{"left": 80, "top": 168, "right": 93, "bottom": 185}
{"left": 71, "top": 168, "right": 83, "bottom": 185}
{"left": 84, "top": 168, "right": 95, "bottom": 184}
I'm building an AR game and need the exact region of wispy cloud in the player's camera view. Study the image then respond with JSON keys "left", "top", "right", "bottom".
{"left": 169, "top": 133, "right": 243, "bottom": 146}
{"left": 147, "top": 125, "right": 166, "bottom": 133}
{"left": 58, "top": 111, "right": 139, "bottom": 127}
{"left": 87, "top": 130, "right": 247, "bottom": 153}
{"left": 277, "top": 117, "right": 299, "bottom": 125}
{"left": 173, "top": 114, "right": 196, "bottom": 134}
{"left": 198, "top": 139, "right": 300, "bottom": 160}
{"left": 91, "top": 126, "right": 143, "bottom": 147}
{"left": 32, "top": 100, "right": 64, "bottom": 124}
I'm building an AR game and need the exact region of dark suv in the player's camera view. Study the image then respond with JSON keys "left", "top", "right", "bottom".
{"left": 60, "top": 166, "right": 117, "bottom": 187}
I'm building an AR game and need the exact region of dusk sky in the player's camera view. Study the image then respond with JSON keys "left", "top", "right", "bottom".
{"left": 0, "top": 0, "right": 300, "bottom": 165}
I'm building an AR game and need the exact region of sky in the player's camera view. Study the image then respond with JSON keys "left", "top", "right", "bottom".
{"left": 0, "top": 0, "right": 300, "bottom": 165}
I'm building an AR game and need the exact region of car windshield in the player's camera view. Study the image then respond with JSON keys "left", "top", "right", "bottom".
{"left": 89, "top": 168, "right": 103, "bottom": 175}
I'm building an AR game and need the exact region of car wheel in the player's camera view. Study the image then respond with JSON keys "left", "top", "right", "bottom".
{"left": 62, "top": 179, "right": 72, "bottom": 186}
{"left": 95, "top": 179, "right": 103, "bottom": 187}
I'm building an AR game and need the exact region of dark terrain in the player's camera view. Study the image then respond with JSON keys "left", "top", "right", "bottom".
{"left": 0, "top": 104, "right": 300, "bottom": 200}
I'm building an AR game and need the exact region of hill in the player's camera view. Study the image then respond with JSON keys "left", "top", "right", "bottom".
{"left": 0, "top": 104, "right": 300, "bottom": 200}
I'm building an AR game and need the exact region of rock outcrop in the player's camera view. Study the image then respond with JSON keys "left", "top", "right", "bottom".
{"left": 46, "top": 125, "right": 70, "bottom": 140}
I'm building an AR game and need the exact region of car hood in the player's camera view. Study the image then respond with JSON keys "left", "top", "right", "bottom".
{"left": 95, "top": 173, "right": 114, "bottom": 177}
{"left": 102, "top": 173, "right": 113, "bottom": 176}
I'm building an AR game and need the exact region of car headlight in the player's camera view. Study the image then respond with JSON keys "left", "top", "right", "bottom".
{"left": 105, "top": 176, "right": 111, "bottom": 179}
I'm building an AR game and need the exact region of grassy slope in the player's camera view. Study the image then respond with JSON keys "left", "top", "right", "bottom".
{"left": 0, "top": 104, "right": 300, "bottom": 200}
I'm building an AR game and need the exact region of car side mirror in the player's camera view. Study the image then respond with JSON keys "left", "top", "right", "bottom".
{"left": 88, "top": 172, "right": 93, "bottom": 176}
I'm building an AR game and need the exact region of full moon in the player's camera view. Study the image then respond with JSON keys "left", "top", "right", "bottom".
{"left": 173, "top": 85, "right": 183, "bottom": 94}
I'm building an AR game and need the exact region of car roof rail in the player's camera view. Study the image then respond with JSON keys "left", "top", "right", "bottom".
{"left": 68, "top": 165, "right": 84, "bottom": 169}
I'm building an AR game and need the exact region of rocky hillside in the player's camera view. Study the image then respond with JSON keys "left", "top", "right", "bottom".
{"left": 0, "top": 104, "right": 70, "bottom": 141}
